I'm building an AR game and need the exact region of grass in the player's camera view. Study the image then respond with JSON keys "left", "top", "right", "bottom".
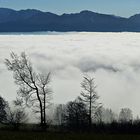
{"left": 1, "top": 131, "right": 140, "bottom": 140}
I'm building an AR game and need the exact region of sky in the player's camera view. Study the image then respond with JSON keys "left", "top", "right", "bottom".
{"left": 0, "top": 0, "right": 140, "bottom": 17}
{"left": 1, "top": 32, "right": 140, "bottom": 117}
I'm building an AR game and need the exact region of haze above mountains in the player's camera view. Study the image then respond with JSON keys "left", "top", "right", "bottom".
{"left": 0, "top": 8, "right": 140, "bottom": 32}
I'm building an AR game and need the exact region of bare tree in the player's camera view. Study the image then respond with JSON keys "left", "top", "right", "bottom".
{"left": 94, "top": 107, "right": 117, "bottom": 124}
{"left": 7, "top": 108, "right": 28, "bottom": 130}
{"left": 54, "top": 104, "right": 66, "bottom": 126}
{"left": 119, "top": 108, "right": 133, "bottom": 123}
{"left": 38, "top": 73, "right": 52, "bottom": 127}
{"left": 93, "top": 106, "right": 103, "bottom": 123}
{"left": 5, "top": 52, "right": 52, "bottom": 128}
{"left": 79, "top": 74, "right": 100, "bottom": 129}
{"left": 103, "top": 108, "right": 117, "bottom": 123}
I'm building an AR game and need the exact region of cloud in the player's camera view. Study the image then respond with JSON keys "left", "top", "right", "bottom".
{"left": 0, "top": 32, "right": 140, "bottom": 116}
{"left": 77, "top": 58, "right": 119, "bottom": 72}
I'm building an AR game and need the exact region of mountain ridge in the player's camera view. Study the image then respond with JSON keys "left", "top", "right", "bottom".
{"left": 0, "top": 8, "right": 140, "bottom": 32}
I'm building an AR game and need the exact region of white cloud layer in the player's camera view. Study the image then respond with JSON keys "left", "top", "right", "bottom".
{"left": 0, "top": 32, "right": 140, "bottom": 116}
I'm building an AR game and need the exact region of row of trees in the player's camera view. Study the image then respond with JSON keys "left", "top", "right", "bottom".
{"left": 0, "top": 94, "right": 136, "bottom": 131}
{"left": 0, "top": 52, "right": 138, "bottom": 131}
{"left": 54, "top": 103, "right": 134, "bottom": 126}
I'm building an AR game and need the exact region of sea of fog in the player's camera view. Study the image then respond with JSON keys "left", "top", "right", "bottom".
{"left": 0, "top": 32, "right": 140, "bottom": 116}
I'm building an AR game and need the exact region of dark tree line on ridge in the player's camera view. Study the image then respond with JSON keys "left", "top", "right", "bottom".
{"left": 0, "top": 52, "right": 140, "bottom": 133}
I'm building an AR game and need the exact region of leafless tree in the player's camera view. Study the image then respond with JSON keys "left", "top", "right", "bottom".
{"left": 5, "top": 52, "right": 52, "bottom": 128}
{"left": 94, "top": 106, "right": 103, "bottom": 123}
{"left": 79, "top": 74, "right": 101, "bottom": 128}
{"left": 7, "top": 108, "right": 28, "bottom": 130}
{"left": 54, "top": 104, "right": 66, "bottom": 126}
{"left": 94, "top": 107, "right": 117, "bottom": 124}
{"left": 103, "top": 108, "right": 117, "bottom": 123}
{"left": 119, "top": 108, "right": 133, "bottom": 123}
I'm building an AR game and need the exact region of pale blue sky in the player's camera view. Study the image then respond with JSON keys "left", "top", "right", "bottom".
{"left": 0, "top": 0, "right": 140, "bottom": 17}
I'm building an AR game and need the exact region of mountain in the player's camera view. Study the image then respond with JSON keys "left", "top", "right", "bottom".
{"left": 0, "top": 8, "right": 140, "bottom": 32}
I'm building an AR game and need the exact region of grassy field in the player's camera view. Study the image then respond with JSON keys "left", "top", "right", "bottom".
{"left": 0, "top": 131, "right": 140, "bottom": 140}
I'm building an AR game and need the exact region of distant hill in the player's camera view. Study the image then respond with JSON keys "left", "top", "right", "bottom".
{"left": 0, "top": 8, "right": 140, "bottom": 32}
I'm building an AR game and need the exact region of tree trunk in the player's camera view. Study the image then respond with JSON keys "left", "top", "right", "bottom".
{"left": 44, "top": 92, "right": 46, "bottom": 125}
{"left": 89, "top": 100, "right": 92, "bottom": 129}
{"left": 89, "top": 85, "right": 92, "bottom": 130}
{"left": 36, "top": 89, "right": 44, "bottom": 127}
